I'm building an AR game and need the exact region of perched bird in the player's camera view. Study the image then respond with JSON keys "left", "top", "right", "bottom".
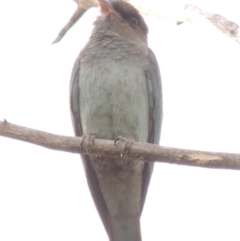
{"left": 70, "top": 0, "right": 162, "bottom": 240}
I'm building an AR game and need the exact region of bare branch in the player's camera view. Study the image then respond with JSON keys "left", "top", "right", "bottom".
{"left": 183, "top": 5, "right": 240, "bottom": 43}
{"left": 52, "top": 7, "right": 87, "bottom": 44}
{"left": 52, "top": 1, "right": 240, "bottom": 44}
{"left": 52, "top": 0, "right": 98, "bottom": 44}
{"left": 1, "top": 120, "right": 240, "bottom": 170}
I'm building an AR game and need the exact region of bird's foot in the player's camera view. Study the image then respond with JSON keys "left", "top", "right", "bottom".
{"left": 80, "top": 134, "right": 96, "bottom": 154}
{"left": 114, "top": 136, "right": 135, "bottom": 159}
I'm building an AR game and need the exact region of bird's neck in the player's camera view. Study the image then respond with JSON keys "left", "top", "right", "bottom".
{"left": 91, "top": 30, "right": 122, "bottom": 40}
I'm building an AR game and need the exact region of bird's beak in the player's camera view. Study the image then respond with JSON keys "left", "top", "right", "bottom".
{"left": 98, "top": 0, "right": 114, "bottom": 14}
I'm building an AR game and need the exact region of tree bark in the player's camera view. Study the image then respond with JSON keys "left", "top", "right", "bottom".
{"left": 1, "top": 120, "right": 240, "bottom": 170}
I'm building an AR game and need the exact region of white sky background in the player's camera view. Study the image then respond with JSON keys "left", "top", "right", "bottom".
{"left": 0, "top": 0, "right": 240, "bottom": 240}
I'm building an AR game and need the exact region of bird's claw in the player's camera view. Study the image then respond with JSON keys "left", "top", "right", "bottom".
{"left": 114, "top": 136, "right": 135, "bottom": 159}
{"left": 80, "top": 134, "right": 96, "bottom": 154}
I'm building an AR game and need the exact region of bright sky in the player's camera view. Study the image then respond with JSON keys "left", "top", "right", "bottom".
{"left": 0, "top": 0, "right": 240, "bottom": 240}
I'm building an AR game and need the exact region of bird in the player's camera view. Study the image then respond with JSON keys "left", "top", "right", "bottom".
{"left": 69, "top": 0, "right": 162, "bottom": 240}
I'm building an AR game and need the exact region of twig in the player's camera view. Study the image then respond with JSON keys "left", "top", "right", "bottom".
{"left": 52, "top": 0, "right": 98, "bottom": 44}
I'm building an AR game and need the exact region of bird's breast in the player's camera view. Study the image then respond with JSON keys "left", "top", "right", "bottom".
{"left": 79, "top": 40, "right": 150, "bottom": 224}
{"left": 79, "top": 43, "right": 150, "bottom": 142}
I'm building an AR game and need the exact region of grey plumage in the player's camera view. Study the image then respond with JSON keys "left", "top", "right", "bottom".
{"left": 70, "top": 1, "right": 162, "bottom": 240}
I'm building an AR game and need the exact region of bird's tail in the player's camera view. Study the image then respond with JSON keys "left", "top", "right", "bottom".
{"left": 109, "top": 217, "right": 142, "bottom": 241}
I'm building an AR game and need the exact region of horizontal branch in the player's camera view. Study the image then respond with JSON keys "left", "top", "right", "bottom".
{"left": 0, "top": 120, "right": 240, "bottom": 170}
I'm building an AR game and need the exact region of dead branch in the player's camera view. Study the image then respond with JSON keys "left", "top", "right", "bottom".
{"left": 52, "top": 1, "right": 240, "bottom": 44}
{"left": 52, "top": 0, "right": 98, "bottom": 44}
{"left": 183, "top": 5, "right": 240, "bottom": 43}
{"left": 1, "top": 120, "right": 240, "bottom": 170}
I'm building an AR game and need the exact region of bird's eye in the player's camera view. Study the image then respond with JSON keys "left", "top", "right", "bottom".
{"left": 130, "top": 17, "right": 139, "bottom": 26}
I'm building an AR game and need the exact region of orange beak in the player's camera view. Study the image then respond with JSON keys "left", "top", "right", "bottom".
{"left": 98, "top": 0, "right": 114, "bottom": 14}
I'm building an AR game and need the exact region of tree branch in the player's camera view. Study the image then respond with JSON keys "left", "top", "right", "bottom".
{"left": 182, "top": 5, "right": 240, "bottom": 43}
{"left": 52, "top": 1, "right": 240, "bottom": 44}
{"left": 1, "top": 120, "right": 240, "bottom": 170}
{"left": 52, "top": 0, "right": 99, "bottom": 44}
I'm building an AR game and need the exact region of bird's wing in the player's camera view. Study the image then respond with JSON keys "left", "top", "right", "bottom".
{"left": 146, "top": 48, "right": 163, "bottom": 144}
{"left": 69, "top": 56, "right": 110, "bottom": 235}
{"left": 140, "top": 48, "right": 163, "bottom": 213}
{"left": 69, "top": 56, "right": 82, "bottom": 136}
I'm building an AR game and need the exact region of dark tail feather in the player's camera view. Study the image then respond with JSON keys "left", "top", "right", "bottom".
{"left": 109, "top": 217, "right": 142, "bottom": 241}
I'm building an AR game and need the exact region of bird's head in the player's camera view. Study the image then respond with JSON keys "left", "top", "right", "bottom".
{"left": 92, "top": 0, "right": 148, "bottom": 44}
